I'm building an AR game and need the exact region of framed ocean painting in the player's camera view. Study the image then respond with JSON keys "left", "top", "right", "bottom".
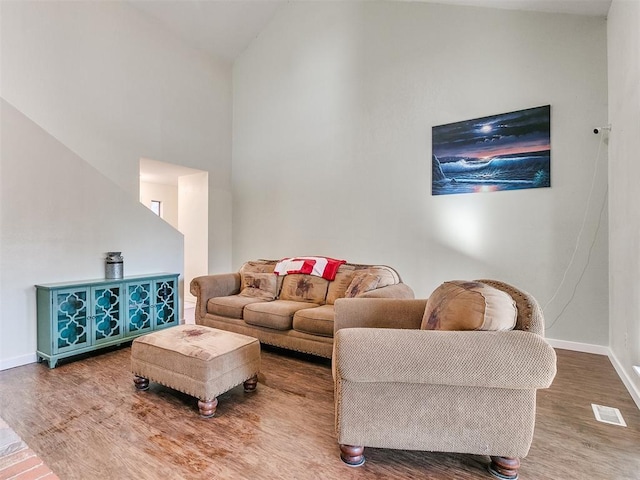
{"left": 431, "top": 105, "right": 551, "bottom": 196}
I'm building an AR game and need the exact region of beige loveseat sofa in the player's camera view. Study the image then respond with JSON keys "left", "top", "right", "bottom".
{"left": 190, "top": 259, "right": 414, "bottom": 358}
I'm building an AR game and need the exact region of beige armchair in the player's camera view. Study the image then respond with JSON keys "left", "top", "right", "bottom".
{"left": 332, "top": 279, "right": 557, "bottom": 479}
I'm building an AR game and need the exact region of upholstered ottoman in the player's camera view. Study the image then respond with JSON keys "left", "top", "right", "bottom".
{"left": 131, "top": 324, "right": 260, "bottom": 417}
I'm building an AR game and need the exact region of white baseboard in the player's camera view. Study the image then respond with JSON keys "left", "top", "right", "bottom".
{"left": 546, "top": 338, "right": 610, "bottom": 355}
{"left": 0, "top": 353, "right": 37, "bottom": 371}
{"left": 608, "top": 351, "right": 640, "bottom": 410}
{"left": 546, "top": 338, "right": 640, "bottom": 410}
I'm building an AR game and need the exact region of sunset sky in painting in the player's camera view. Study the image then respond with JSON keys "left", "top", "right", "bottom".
{"left": 432, "top": 105, "right": 550, "bottom": 161}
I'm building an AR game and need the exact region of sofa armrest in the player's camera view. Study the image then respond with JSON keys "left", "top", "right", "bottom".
{"left": 190, "top": 273, "right": 241, "bottom": 322}
{"left": 334, "top": 298, "right": 427, "bottom": 333}
{"left": 334, "top": 328, "right": 557, "bottom": 390}
{"left": 359, "top": 283, "right": 415, "bottom": 299}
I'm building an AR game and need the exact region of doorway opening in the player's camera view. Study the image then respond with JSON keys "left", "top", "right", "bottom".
{"left": 139, "top": 157, "right": 208, "bottom": 318}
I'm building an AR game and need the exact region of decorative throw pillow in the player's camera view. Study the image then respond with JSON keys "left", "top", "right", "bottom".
{"left": 239, "top": 272, "right": 277, "bottom": 301}
{"left": 279, "top": 274, "right": 329, "bottom": 304}
{"left": 326, "top": 266, "right": 357, "bottom": 304}
{"left": 358, "top": 266, "right": 397, "bottom": 289}
{"left": 421, "top": 280, "right": 517, "bottom": 331}
{"left": 345, "top": 273, "right": 381, "bottom": 298}
{"left": 239, "top": 260, "right": 276, "bottom": 278}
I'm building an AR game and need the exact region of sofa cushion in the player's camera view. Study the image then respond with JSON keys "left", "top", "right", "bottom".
{"left": 279, "top": 274, "right": 329, "bottom": 304}
{"left": 345, "top": 272, "right": 381, "bottom": 298}
{"left": 421, "top": 280, "right": 517, "bottom": 331}
{"left": 239, "top": 260, "right": 276, "bottom": 275}
{"left": 292, "top": 304, "right": 335, "bottom": 338}
{"left": 360, "top": 265, "right": 399, "bottom": 288}
{"left": 347, "top": 265, "right": 399, "bottom": 288}
{"left": 326, "top": 266, "right": 357, "bottom": 305}
{"left": 239, "top": 272, "right": 277, "bottom": 300}
{"left": 207, "top": 295, "right": 266, "bottom": 319}
{"left": 244, "top": 300, "right": 319, "bottom": 331}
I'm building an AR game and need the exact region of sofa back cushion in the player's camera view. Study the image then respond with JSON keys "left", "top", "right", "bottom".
{"left": 279, "top": 274, "right": 329, "bottom": 304}
{"left": 239, "top": 260, "right": 281, "bottom": 299}
{"left": 240, "top": 259, "right": 276, "bottom": 274}
{"left": 358, "top": 265, "right": 399, "bottom": 289}
{"left": 239, "top": 272, "right": 278, "bottom": 301}
{"left": 328, "top": 264, "right": 401, "bottom": 302}
{"left": 421, "top": 280, "right": 517, "bottom": 331}
{"left": 326, "top": 265, "right": 357, "bottom": 304}
{"left": 345, "top": 272, "right": 381, "bottom": 297}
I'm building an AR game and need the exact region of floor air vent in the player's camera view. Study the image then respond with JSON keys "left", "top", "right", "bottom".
{"left": 591, "top": 404, "right": 627, "bottom": 427}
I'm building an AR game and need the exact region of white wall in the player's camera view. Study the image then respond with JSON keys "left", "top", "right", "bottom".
{"left": 233, "top": 2, "right": 609, "bottom": 345}
{"left": 140, "top": 181, "right": 179, "bottom": 229}
{"left": 0, "top": 1, "right": 232, "bottom": 369}
{"left": 0, "top": 0, "right": 233, "bottom": 275}
{"left": 0, "top": 100, "right": 183, "bottom": 368}
{"left": 179, "top": 172, "right": 209, "bottom": 303}
{"left": 607, "top": 0, "right": 640, "bottom": 401}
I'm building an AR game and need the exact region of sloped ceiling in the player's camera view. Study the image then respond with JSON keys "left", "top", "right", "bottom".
{"left": 128, "top": 0, "right": 612, "bottom": 63}
{"left": 127, "top": 1, "right": 286, "bottom": 62}
{"left": 425, "top": 0, "right": 612, "bottom": 17}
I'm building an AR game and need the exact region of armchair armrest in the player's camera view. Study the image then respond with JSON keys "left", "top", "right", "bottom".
{"left": 190, "top": 273, "right": 241, "bottom": 321}
{"left": 334, "top": 328, "right": 557, "bottom": 390}
{"left": 334, "top": 298, "right": 427, "bottom": 333}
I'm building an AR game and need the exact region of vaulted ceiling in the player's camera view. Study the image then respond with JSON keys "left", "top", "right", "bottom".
{"left": 127, "top": 0, "right": 612, "bottom": 63}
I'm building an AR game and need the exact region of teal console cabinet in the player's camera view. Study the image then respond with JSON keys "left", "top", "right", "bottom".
{"left": 36, "top": 273, "right": 179, "bottom": 368}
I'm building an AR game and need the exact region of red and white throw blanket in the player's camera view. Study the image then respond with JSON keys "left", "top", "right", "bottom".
{"left": 274, "top": 256, "right": 346, "bottom": 281}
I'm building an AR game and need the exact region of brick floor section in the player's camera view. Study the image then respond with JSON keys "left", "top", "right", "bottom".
{"left": 0, "top": 418, "right": 58, "bottom": 480}
{"left": 0, "top": 447, "right": 59, "bottom": 480}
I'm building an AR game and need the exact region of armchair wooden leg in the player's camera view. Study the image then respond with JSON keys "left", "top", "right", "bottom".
{"left": 339, "top": 444, "right": 365, "bottom": 467}
{"left": 489, "top": 456, "right": 520, "bottom": 480}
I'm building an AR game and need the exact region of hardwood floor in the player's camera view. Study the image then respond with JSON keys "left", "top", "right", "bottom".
{"left": 0, "top": 346, "right": 638, "bottom": 479}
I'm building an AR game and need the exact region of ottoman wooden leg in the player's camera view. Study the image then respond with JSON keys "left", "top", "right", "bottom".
{"left": 133, "top": 375, "right": 149, "bottom": 391}
{"left": 198, "top": 398, "right": 218, "bottom": 418}
{"left": 243, "top": 375, "right": 258, "bottom": 392}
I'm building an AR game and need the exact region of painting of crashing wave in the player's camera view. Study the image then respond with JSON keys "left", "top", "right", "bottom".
{"left": 432, "top": 105, "right": 550, "bottom": 196}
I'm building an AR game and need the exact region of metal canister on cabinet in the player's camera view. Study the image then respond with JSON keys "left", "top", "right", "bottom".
{"left": 105, "top": 252, "right": 124, "bottom": 279}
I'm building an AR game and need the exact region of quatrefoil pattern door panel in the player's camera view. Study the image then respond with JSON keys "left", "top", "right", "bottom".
{"left": 37, "top": 273, "right": 179, "bottom": 368}
{"left": 54, "top": 288, "right": 90, "bottom": 353}
{"left": 92, "top": 285, "right": 123, "bottom": 344}
{"left": 154, "top": 279, "right": 177, "bottom": 328}
{"left": 126, "top": 282, "right": 153, "bottom": 335}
